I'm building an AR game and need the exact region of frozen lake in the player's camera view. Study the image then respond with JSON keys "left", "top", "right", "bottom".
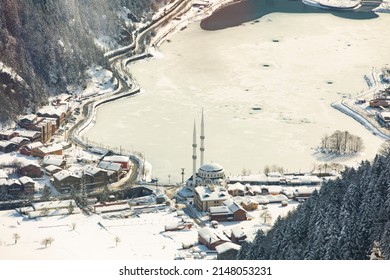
{"left": 85, "top": 1, "right": 390, "bottom": 183}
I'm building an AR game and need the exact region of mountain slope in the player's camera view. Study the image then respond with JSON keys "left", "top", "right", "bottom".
{"left": 0, "top": 0, "right": 159, "bottom": 124}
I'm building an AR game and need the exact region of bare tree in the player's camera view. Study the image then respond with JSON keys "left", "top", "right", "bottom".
{"left": 41, "top": 237, "right": 54, "bottom": 248}
{"left": 114, "top": 236, "right": 121, "bottom": 247}
{"left": 260, "top": 210, "right": 272, "bottom": 225}
{"left": 13, "top": 233, "right": 20, "bottom": 244}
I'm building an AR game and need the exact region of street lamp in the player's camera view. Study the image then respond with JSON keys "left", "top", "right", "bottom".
{"left": 181, "top": 168, "right": 185, "bottom": 184}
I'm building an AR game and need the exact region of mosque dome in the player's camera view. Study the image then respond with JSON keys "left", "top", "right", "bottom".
{"left": 198, "top": 162, "right": 225, "bottom": 180}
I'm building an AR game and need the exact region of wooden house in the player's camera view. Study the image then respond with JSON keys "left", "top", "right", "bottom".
{"left": 42, "top": 155, "right": 66, "bottom": 168}
{"left": 53, "top": 170, "right": 82, "bottom": 192}
{"left": 33, "top": 144, "right": 63, "bottom": 158}
{"left": 0, "top": 140, "right": 17, "bottom": 153}
{"left": 98, "top": 161, "right": 123, "bottom": 182}
{"left": 83, "top": 165, "right": 108, "bottom": 189}
{"left": 216, "top": 242, "right": 241, "bottom": 260}
{"left": 19, "top": 161, "right": 42, "bottom": 178}
{"left": 44, "top": 165, "right": 62, "bottom": 175}
{"left": 0, "top": 130, "right": 18, "bottom": 140}
{"left": 19, "top": 142, "right": 44, "bottom": 156}
{"left": 230, "top": 227, "right": 247, "bottom": 244}
{"left": 227, "top": 182, "right": 246, "bottom": 197}
{"left": 19, "top": 176, "right": 35, "bottom": 194}
{"left": 102, "top": 155, "right": 130, "bottom": 170}
{"left": 7, "top": 179, "right": 23, "bottom": 195}
{"left": 10, "top": 137, "right": 30, "bottom": 149}
{"left": 198, "top": 227, "right": 230, "bottom": 250}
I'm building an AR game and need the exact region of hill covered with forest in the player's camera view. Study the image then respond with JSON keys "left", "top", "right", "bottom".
{"left": 0, "top": 0, "right": 164, "bottom": 124}
{"left": 238, "top": 150, "right": 390, "bottom": 260}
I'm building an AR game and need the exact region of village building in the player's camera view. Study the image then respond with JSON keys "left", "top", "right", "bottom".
{"left": 25, "top": 199, "right": 80, "bottom": 218}
{"left": 9, "top": 136, "right": 30, "bottom": 149}
{"left": 0, "top": 130, "right": 18, "bottom": 141}
{"left": 0, "top": 140, "right": 17, "bottom": 153}
{"left": 194, "top": 185, "right": 230, "bottom": 212}
{"left": 37, "top": 106, "right": 66, "bottom": 128}
{"left": 102, "top": 155, "right": 130, "bottom": 170}
{"left": 32, "top": 143, "right": 63, "bottom": 158}
{"left": 19, "top": 161, "right": 42, "bottom": 178}
{"left": 230, "top": 227, "right": 247, "bottom": 244}
{"left": 19, "top": 141, "right": 44, "bottom": 156}
{"left": 253, "top": 195, "right": 270, "bottom": 205}
{"left": 41, "top": 155, "right": 66, "bottom": 168}
{"left": 208, "top": 198, "right": 247, "bottom": 222}
{"left": 53, "top": 170, "right": 82, "bottom": 192}
{"left": 19, "top": 176, "right": 35, "bottom": 194}
{"left": 216, "top": 242, "right": 241, "bottom": 260}
{"left": 7, "top": 179, "right": 23, "bottom": 195}
{"left": 98, "top": 161, "right": 123, "bottom": 182}
{"left": 233, "top": 196, "right": 259, "bottom": 211}
{"left": 15, "top": 130, "right": 42, "bottom": 142}
{"left": 83, "top": 165, "right": 108, "bottom": 189}
{"left": 265, "top": 194, "right": 289, "bottom": 204}
{"left": 17, "top": 114, "right": 38, "bottom": 129}
{"left": 93, "top": 201, "right": 130, "bottom": 214}
{"left": 284, "top": 174, "right": 322, "bottom": 186}
{"left": 227, "top": 182, "right": 246, "bottom": 197}
{"left": 293, "top": 187, "right": 320, "bottom": 201}
{"left": 198, "top": 227, "right": 230, "bottom": 250}
{"left": 44, "top": 165, "right": 63, "bottom": 176}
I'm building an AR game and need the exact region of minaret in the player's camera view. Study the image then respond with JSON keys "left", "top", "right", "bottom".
{"left": 200, "top": 109, "right": 205, "bottom": 167}
{"left": 192, "top": 120, "right": 197, "bottom": 188}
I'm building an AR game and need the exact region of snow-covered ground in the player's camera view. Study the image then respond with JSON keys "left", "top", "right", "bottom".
{"left": 0, "top": 200, "right": 298, "bottom": 259}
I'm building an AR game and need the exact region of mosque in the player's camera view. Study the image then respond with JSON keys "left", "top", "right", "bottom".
{"left": 186, "top": 110, "right": 226, "bottom": 188}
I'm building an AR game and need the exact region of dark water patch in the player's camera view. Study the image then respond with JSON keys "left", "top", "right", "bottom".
{"left": 327, "top": 81, "right": 333, "bottom": 85}
{"left": 262, "top": 64, "right": 271, "bottom": 67}
{"left": 252, "top": 107, "right": 262, "bottom": 110}
{"left": 200, "top": 0, "right": 379, "bottom": 31}
{"left": 272, "top": 39, "right": 279, "bottom": 42}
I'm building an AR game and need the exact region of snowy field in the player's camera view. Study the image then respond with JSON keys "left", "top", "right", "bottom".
{"left": 0, "top": 201, "right": 298, "bottom": 260}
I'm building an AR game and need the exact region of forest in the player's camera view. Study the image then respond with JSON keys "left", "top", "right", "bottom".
{"left": 238, "top": 149, "right": 390, "bottom": 260}
{"left": 0, "top": 0, "right": 163, "bottom": 124}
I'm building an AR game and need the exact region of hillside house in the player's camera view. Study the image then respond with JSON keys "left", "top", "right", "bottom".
{"left": 19, "top": 176, "right": 35, "bottom": 194}
{"left": 44, "top": 165, "right": 62, "bottom": 175}
{"left": 19, "top": 161, "right": 42, "bottom": 178}
{"left": 0, "top": 130, "right": 18, "bottom": 140}
{"left": 33, "top": 144, "right": 63, "bottom": 158}
{"left": 19, "top": 142, "right": 44, "bottom": 156}
{"left": 15, "top": 130, "right": 41, "bottom": 142}
{"left": 53, "top": 170, "right": 82, "bottom": 192}
{"left": 98, "top": 161, "right": 123, "bottom": 182}
{"left": 83, "top": 165, "right": 108, "bottom": 189}
{"left": 0, "top": 140, "right": 17, "bottom": 153}
{"left": 17, "top": 114, "right": 38, "bottom": 129}
{"left": 7, "top": 179, "right": 23, "bottom": 195}
{"left": 42, "top": 155, "right": 66, "bottom": 168}
{"left": 37, "top": 107, "right": 66, "bottom": 127}
{"left": 102, "top": 155, "right": 130, "bottom": 170}
{"left": 10, "top": 137, "right": 30, "bottom": 149}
